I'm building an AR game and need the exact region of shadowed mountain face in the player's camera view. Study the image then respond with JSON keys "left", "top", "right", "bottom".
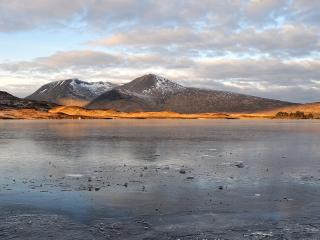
{"left": 87, "top": 74, "right": 186, "bottom": 111}
{"left": 0, "top": 91, "right": 57, "bottom": 111}
{"left": 87, "top": 74, "right": 296, "bottom": 113}
{"left": 88, "top": 89, "right": 152, "bottom": 112}
{"left": 27, "top": 79, "right": 118, "bottom": 107}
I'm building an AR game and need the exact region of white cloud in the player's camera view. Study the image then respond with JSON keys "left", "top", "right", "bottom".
{"left": 89, "top": 24, "right": 319, "bottom": 57}
{"left": 0, "top": 0, "right": 87, "bottom": 32}
{"left": 1, "top": 50, "right": 320, "bottom": 102}
{"left": 245, "top": 0, "right": 287, "bottom": 23}
{"left": 0, "top": 0, "right": 319, "bottom": 102}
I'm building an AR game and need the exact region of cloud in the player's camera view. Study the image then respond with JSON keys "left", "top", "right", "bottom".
{"left": 196, "top": 58, "right": 320, "bottom": 83}
{"left": 0, "top": 50, "right": 195, "bottom": 72}
{"left": 290, "top": 0, "right": 320, "bottom": 25}
{"left": 0, "top": 0, "right": 293, "bottom": 32}
{"left": 2, "top": 0, "right": 318, "bottom": 32}
{"left": 0, "top": 1, "right": 318, "bottom": 34}
{"left": 244, "top": 0, "right": 288, "bottom": 23}
{"left": 0, "top": 50, "right": 195, "bottom": 97}
{"left": 0, "top": 0, "right": 319, "bottom": 102}
{"left": 1, "top": 50, "right": 320, "bottom": 102}
{"left": 0, "top": 0, "right": 87, "bottom": 32}
{"left": 89, "top": 24, "right": 320, "bottom": 57}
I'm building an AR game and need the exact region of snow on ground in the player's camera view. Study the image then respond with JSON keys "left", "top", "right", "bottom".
{"left": 70, "top": 79, "right": 115, "bottom": 96}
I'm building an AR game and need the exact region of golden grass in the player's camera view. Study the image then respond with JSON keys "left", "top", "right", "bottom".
{"left": 57, "top": 98, "right": 89, "bottom": 107}
{"left": 49, "top": 106, "right": 231, "bottom": 119}
{"left": 2, "top": 103, "right": 320, "bottom": 120}
{"left": 0, "top": 109, "right": 59, "bottom": 119}
{"left": 0, "top": 108, "right": 94, "bottom": 120}
{"left": 258, "top": 103, "right": 320, "bottom": 114}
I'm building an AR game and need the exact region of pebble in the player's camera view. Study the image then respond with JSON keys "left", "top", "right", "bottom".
{"left": 235, "top": 162, "right": 245, "bottom": 168}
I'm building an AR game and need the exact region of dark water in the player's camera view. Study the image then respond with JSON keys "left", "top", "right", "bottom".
{"left": 0, "top": 119, "right": 320, "bottom": 239}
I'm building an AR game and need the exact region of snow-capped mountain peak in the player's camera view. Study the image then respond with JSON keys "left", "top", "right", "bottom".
{"left": 147, "top": 74, "right": 185, "bottom": 93}
{"left": 27, "top": 79, "right": 118, "bottom": 106}
{"left": 87, "top": 73, "right": 295, "bottom": 113}
{"left": 120, "top": 74, "right": 185, "bottom": 96}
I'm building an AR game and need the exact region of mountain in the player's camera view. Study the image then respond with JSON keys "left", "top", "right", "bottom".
{"left": 86, "top": 74, "right": 296, "bottom": 113}
{"left": 27, "top": 79, "right": 118, "bottom": 107}
{"left": 87, "top": 74, "right": 186, "bottom": 111}
{"left": 0, "top": 91, "right": 57, "bottom": 111}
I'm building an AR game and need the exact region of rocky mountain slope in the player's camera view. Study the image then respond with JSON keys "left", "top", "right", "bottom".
{"left": 27, "top": 79, "right": 118, "bottom": 106}
{"left": 87, "top": 74, "right": 186, "bottom": 111}
{"left": 86, "top": 74, "right": 296, "bottom": 113}
{"left": 0, "top": 91, "right": 57, "bottom": 111}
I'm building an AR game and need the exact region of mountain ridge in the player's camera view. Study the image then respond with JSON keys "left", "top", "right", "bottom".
{"left": 27, "top": 79, "right": 118, "bottom": 107}
{"left": 86, "top": 74, "right": 296, "bottom": 113}
{"left": 0, "top": 91, "right": 57, "bottom": 111}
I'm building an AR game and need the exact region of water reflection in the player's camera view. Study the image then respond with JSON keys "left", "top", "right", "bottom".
{"left": 0, "top": 120, "right": 320, "bottom": 225}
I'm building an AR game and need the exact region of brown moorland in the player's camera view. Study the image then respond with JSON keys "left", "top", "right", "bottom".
{"left": 1, "top": 103, "right": 320, "bottom": 120}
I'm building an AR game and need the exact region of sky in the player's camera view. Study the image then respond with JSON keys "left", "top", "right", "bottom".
{"left": 0, "top": 0, "right": 319, "bottom": 103}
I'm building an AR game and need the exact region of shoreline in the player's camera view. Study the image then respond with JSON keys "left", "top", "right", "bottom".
{"left": 0, "top": 106, "right": 271, "bottom": 120}
{"left": 0, "top": 106, "right": 319, "bottom": 120}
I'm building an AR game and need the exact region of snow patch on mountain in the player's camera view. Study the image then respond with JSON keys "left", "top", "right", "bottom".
{"left": 111, "top": 74, "right": 185, "bottom": 102}
{"left": 34, "top": 79, "right": 116, "bottom": 98}
{"left": 142, "top": 74, "right": 185, "bottom": 95}
{"left": 69, "top": 79, "right": 116, "bottom": 97}
{"left": 27, "top": 79, "right": 118, "bottom": 106}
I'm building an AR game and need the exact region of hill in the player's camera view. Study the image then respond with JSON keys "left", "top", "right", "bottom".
{"left": 27, "top": 79, "right": 117, "bottom": 106}
{"left": 258, "top": 102, "right": 320, "bottom": 119}
{"left": 0, "top": 91, "right": 57, "bottom": 111}
{"left": 87, "top": 74, "right": 295, "bottom": 113}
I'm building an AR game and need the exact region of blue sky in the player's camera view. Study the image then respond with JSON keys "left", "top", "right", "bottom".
{"left": 0, "top": 0, "right": 319, "bottom": 103}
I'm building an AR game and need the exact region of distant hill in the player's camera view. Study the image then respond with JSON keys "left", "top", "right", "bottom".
{"left": 26, "top": 79, "right": 118, "bottom": 106}
{"left": 262, "top": 102, "right": 320, "bottom": 113}
{"left": 2, "top": 88, "right": 320, "bottom": 120}
{"left": 0, "top": 91, "right": 57, "bottom": 111}
{"left": 87, "top": 74, "right": 296, "bottom": 113}
{"left": 258, "top": 102, "right": 320, "bottom": 118}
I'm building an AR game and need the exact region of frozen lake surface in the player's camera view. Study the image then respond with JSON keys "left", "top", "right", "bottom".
{"left": 0, "top": 119, "right": 319, "bottom": 239}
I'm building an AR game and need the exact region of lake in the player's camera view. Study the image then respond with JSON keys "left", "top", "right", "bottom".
{"left": 0, "top": 119, "right": 319, "bottom": 239}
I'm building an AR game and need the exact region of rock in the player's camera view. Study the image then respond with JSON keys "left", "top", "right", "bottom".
{"left": 235, "top": 162, "right": 245, "bottom": 168}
